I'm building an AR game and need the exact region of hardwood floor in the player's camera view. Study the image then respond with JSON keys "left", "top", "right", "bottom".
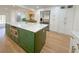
{"left": 0, "top": 37, "right": 25, "bottom": 53}
{"left": 0, "top": 27, "right": 25, "bottom": 53}
{"left": 0, "top": 27, "right": 71, "bottom": 53}
{"left": 41, "top": 31, "right": 71, "bottom": 53}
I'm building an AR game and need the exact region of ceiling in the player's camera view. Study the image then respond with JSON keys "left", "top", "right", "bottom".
{"left": 0, "top": 5, "right": 58, "bottom": 11}
{"left": 23, "top": 5, "right": 54, "bottom": 10}
{"left": 0, "top": 5, "right": 27, "bottom": 11}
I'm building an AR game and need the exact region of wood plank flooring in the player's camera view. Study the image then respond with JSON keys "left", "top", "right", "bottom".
{"left": 41, "top": 31, "right": 71, "bottom": 53}
{"left": 0, "top": 27, "right": 71, "bottom": 53}
{"left": 0, "top": 37, "right": 25, "bottom": 53}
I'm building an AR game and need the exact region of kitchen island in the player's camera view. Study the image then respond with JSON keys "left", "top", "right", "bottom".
{"left": 6, "top": 22, "right": 48, "bottom": 53}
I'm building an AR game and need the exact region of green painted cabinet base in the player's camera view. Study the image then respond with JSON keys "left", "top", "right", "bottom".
{"left": 6, "top": 24, "right": 46, "bottom": 53}
{"left": 18, "top": 27, "right": 34, "bottom": 53}
{"left": 34, "top": 29, "right": 46, "bottom": 52}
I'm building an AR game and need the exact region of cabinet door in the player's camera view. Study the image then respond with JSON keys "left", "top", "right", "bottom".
{"left": 6, "top": 24, "right": 11, "bottom": 37}
{"left": 9, "top": 25, "right": 19, "bottom": 44}
{"left": 11, "top": 33, "right": 19, "bottom": 44}
{"left": 35, "top": 28, "right": 46, "bottom": 52}
{"left": 6, "top": 24, "right": 18, "bottom": 43}
{"left": 18, "top": 28, "right": 34, "bottom": 53}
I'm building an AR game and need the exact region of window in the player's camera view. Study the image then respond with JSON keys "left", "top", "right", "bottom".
{"left": 0, "top": 15, "right": 6, "bottom": 24}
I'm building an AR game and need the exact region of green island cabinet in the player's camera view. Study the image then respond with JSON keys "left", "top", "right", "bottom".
{"left": 6, "top": 24, "right": 46, "bottom": 53}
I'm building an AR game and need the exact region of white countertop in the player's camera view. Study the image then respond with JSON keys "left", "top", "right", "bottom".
{"left": 7, "top": 22, "right": 48, "bottom": 33}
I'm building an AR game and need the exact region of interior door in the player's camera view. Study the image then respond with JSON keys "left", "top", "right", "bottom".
{"left": 58, "top": 7, "right": 67, "bottom": 34}
{"left": 50, "top": 7, "right": 60, "bottom": 32}
{"left": 65, "top": 6, "right": 74, "bottom": 35}
{"left": 40, "top": 11, "right": 50, "bottom": 31}
{"left": 0, "top": 15, "right": 6, "bottom": 27}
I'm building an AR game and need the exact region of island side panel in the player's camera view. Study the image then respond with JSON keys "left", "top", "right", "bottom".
{"left": 18, "top": 28, "right": 35, "bottom": 53}
{"left": 6, "top": 24, "right": 11, "bottom": 38}
{"left": 34, "top": 28, "right": 46, "bottom": 53}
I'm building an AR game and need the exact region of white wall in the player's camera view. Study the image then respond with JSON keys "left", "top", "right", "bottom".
{"left": 10, "top": 8, "right": 28, "bottom": 23}
{"left": 10, "top": 9, "right": 16, "bottom": 23}
{"left": 35, "top": 10, "right": 40, "bottom": 23}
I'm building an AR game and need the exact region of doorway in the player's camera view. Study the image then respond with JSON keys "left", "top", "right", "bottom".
{"left": 0, "top": 15, "right": 6, "bottom": 27}
{"left": 40, "top": 10, "right": 50, "bottom": 31}
{"left": 0, "top": 15, "right": 6, "bottom": 42}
